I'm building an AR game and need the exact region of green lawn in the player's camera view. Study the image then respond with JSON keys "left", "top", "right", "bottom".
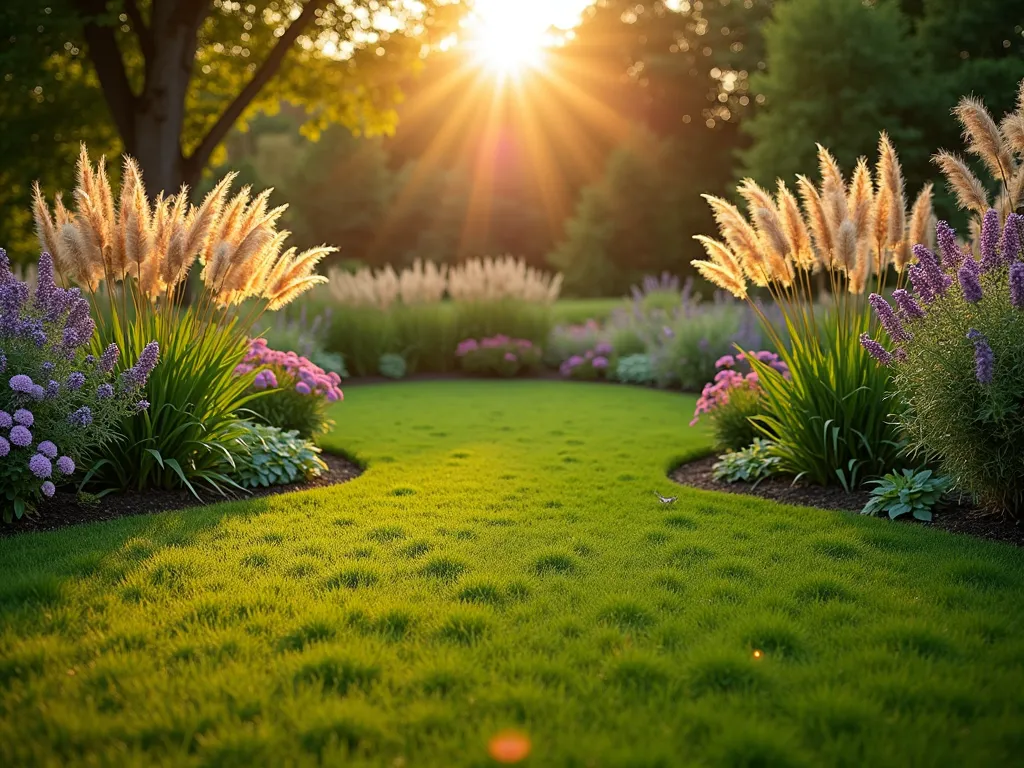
{"left": 2, "top": 381, "right": 1023, "bottom": 767}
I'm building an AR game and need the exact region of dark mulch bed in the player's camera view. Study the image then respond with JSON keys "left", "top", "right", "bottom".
{"left": 1, "top": 453, "right": 363, "bottom": 538}
{"left": 671, "top": 454, "right": 1024, "bottom": 548}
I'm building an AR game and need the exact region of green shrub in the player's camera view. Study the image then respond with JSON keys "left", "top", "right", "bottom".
{"left": 393, "top": 304, "right": 459, "bottom": 374}
{"left": 543, "top": 320, "right": 603, "bottom": 368}
{"left": 326, "top": 306, "right": 394, "bottom": 377}
{"left": 712, "top": 439, "right": 781, "bottom": 485}
{"left": 710, "top": 386, "right": 765, "bottom": 452}
{"left": 231, "top": 421, "right": 327, "bottom": 489}
{"left": 861, "top": 468, "right": 951, "bottom": 522}
{"left": 379, "top": 353, "right": 407, "bottom": 380}
{"left": 559, "top": 342, "right": 614, "bottom": 379}
{"left": 456, "top": 337, "right": 542, "bottom": 377}
{"left": 260, "top": 307, "right": 347, "bottom": 377}
{"left": 615, "top": 354, "right": 655, "bottom": 385}
{"left": 454, "top": 300, "right": 552, "bottom": 345}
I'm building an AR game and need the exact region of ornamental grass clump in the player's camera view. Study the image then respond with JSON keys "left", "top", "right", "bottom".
{"left": 236, "top": 338, "right": 343, "bottom": 438}
{"left": 692, "top": 133, "right": 935, "bottom": 488}
{"left": 0, "top": 250, "right": 155, "bottom": 520}
{"left": 863, "top": 81, "right": 1024, "bottom": 514}
{"left": 32, "top": 145, "right": 333, "bottom": 493}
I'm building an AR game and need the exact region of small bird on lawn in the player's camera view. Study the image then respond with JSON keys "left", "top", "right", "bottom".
{"left": 652, "top": 490, "right": 678, "bottom": 504}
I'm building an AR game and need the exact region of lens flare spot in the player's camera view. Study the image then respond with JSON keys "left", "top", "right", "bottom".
{"left": 488, "top": 730, "right": 531, "bottom": 763}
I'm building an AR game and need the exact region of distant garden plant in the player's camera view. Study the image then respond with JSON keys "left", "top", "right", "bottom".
{"left": 559, "top": 342, "right": 613, "bottom": 380}
{"left": 861, "top": 468, "right": 951, "bottom": 522}
{"left": 691, "top": 352, "right": 788, "bottom": 451}
{"left": 236, "top": 338, "right": 343, "bottom": 438}
{"left": 379, "top": 353, "right": 408, "bottom": 379}
{"left": 32, "top": 145, "right": 333, "bottom": 494}
{"left": 614, "top": 353, "right": 655, "bottom": 385}
{"left": 0, "top": 250, "right": 155, "bottom": 520}
{"left": 712, "top": 438, "right": 781, "bottom": 485}
{"left": 457, "top": 336, "right": 542, "bottom": 377}
{"left": 230, "top": 421, "right": 327, "bottom": 489}
{"left": 693, "top": 134, "right": 935, "bottom": 488}
{"left": 863, "top": 80, "right": 1024, "bottom": 514}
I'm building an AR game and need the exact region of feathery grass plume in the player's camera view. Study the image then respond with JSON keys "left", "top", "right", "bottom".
{"left": 877, "top": 133, "right": 906, "bottom": 247}
{"left": 954, "top": 95, "right": 1017, "bottom": 184}
{"left": 692, "top": 261, "right": 748, "bottom": 299}
{"left": 1001, "top": 111, "right": 1024, "bottom": 157}
{"left": 847, "top": 158, "right": 873, "bottom": 241}
{"left": 264, "top": 246, "right": 333, "bottom": 310}
{"left": 737, "top": 178, "right": 776, "bottom": 215}
{"left": 398, "top": 259, "right": 449, "bottom": 304}
{"left": 702, "top": 194, "right": 772, "bottom": 285}
{"left": 448, "top": 256, "right": 562, "bottom": 303}
{"left": 871, "top": 184, "right": 893, "bottom": 274}
{"left": 796, "top": 175, "right": 832, "bottom": 268}
{"left": 933, "top": 150, "right": 990, "bottom": 214}
{"left": 908, "top": 183, "right": 935, "bottom": 255}
{"left": 835, "top": 218, "right": 858, "bottom": 274}
{"left": 32, "top": 181, "right": 60, "bottom": 262}
{"left": 776, "top": 181, "right": 814, "bottom": 269}
{"left": 752, "top": 206, "right": 795, "bottom": 285}
{"left": 817, "top": 144, "right": 846, "bottom": 198}
{"left": 1006, "top": 167, "right": 1024, "bottom": 214}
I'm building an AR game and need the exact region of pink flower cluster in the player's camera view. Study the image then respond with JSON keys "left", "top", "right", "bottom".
{"left": 559, "top": 341, "right": 613, "bottom": 377}
{"left": 690, "top": 351, "right": 788, "bottom": 426}
{"left": 236, "top": 338, "right": 343, "bottom": 402}
{"left": 456, "top": 336, "right": 534, "bottom": 357}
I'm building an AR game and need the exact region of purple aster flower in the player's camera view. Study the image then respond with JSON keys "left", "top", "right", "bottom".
{"left": 936, "top": 220, "right": 965, "bottom": 271}
{"left": 869, "top": 293, "right": 910, "bottom": 342}
{"left": 29, "top": 453, "right": 52, "bottom": 478}
{"left": 96, "top": 383, "right": 114, "bottom": 399}
{"left": 0, "top": 411, "right": 10, "bottom": 429}
{"left": 13, "top": 408, "right": 33, "bottom": 427}
{"left": 979, "top": 209, "right": 1001, "bottom": 272}
{"left": 33, "top": 252, "right": 58, "bottom": 311}
{"left": 1010, "top": 262, "right": 1024, "bottom": 309}
{"left": 56, "top": 456, "right": 75, "bottom": 475}
{"left": 135, "top": 400, "right": 149, "bottom": 412}
{"left": 41, "top": 481, "right": 55, "bottom": 498}
{"left": 958, "top": 263, "right": 983, "bottom": 303}
{"left": 99, "top": 343, "right": 120, "bottom": 373}
{"left": 9, "top": 425, "right": 32, "bottom": 447}
{"left": 120, "top": 341, "right": 159, "bottom": 389}
{"left": 860, "top": 333, "right": 894, "bottom": 365}
{"left": 30, "top": 385, "right": 45, "bottom": 401}
{"left": 892, "top": 289, "right": 925, "bottom": 320}
{"left": 592, "top": 356, "right": 608, "bottom": 369}
{"left": 84, "top": 354, "right": 96, "bottom": 366}
{"left": 37, "top": 440, "right": 58, "bottom": 458}
{"left": 46, "top": 380, "right": 60, "bottom": 399}
{"left": 66, "top": 371, "right": 85, "bottom": 391}
{"left": 9, "top": 374, "right": 34, "bottom": 394}
{"left": 1000, "top": 213, "right": 1023, "bottom": 263}
{"left": 967, "top": 329, "right": 994, "bottom": 385}
{"left": 295, "top": 382, "right": 311, "bottom": 395}
{"left": 68, "top": 406, "right": 93, "bottom": 427}
{"left": 41, "top": 361, "right": 54, "bottom": 374}
{"left": 0, "top": 436, "right": 8, "bottom": 457}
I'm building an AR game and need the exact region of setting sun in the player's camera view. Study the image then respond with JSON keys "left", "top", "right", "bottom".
{"left": 467, "top": 0, "right": 590, "bottom": 77}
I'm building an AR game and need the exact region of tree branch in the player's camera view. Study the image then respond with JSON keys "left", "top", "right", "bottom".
{"left": 184, "top": 0, "right": 327, "bottom": 178}
{"left": 75, "top": 0, "right": 137, "bottom": 150}
{"left": 124, "top": 0, "right": 155, "bottom": 64}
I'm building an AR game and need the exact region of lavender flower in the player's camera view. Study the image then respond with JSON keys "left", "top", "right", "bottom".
{"left": 29, "top": 453, "right": 52, "bottom": 478}
{"left": 68, "top": 406, "right": 93, "bottom": 427}
{"left": 33, "top": 252, "right": 57, "bottom": 311}
{"left": 1000, "top": 213, "right": 1023, "bottom": 262}
{"left": 1011, "top": 262, "right": 1024, "bottom": 309}
{"left": 30, "top": 385, "right": 45, "bottom": 401}
{"left": 9, "top": 374, "right": 34, "bottom": 394}
{"left": 13, "top": 408, "right": 33, "bottom": 427}
{"left": 892, "top": 289, "right": 925, "bottom": 321}
{"left": 56, "top": 456, "right": 75, "bottom": 475}
{"left": 37, "top": 440, "right": 58, "bottom": 458}
{"left": 295, "top": 382, "right": 311, "bottom": 395}
{"left": 84, "top": 354, "right": 96, "bottom": 366}
{"left": 99, "top": 343, "right": 120, "bottom": 373}
{"left": 66, "top": 372, "right": 85, "bottom": 391}
{"left": 958, "top": 263, "right": 983, "bottom": 303}
{"left": 135, "top": 400, "right": 149, "bottom": 412}
{"left": 41, "top": 361, "right": 54, "bottom": 374}
{"left": 0, "top": 436, "right": 8, "bottom": 457}
{"left": 0, "top": 352, "right": 5, "bottom": 373}
{"left": 936, "top": 220, "right": 965, "bottom": 271}
{"left": 869, "top": 293, "right": 910, "bottom": 342}
{"left": 0, "top": 411, "right": 10, "bottom": 429}
{"left": 967, "top": 329, "right": 994, "bottom": 385}
{"left": 9, "top": 425, "right": 32, "bottom": 447}
{"left": 860, "top": 333, "right": 894, "bottom": 365}
{"left": 41, "top": 481, "right": 55, "bottom": 498}
{"left": 46, "top": 380, "right": 60, "bottom": 399}
{"left": 119, "top": 341, "right": 159, "bottom": 389}
{"left": 96, "top": 383, "right": 114, "bottom": 399}
{"left": 910, "top": 246, "right": 950, "bottom": 301}
{"left": 980, "top": 209, "right": 1001, "bottom": 272}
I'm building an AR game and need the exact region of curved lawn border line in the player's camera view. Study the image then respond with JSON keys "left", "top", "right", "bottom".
{"left": 1, "top": 452, "right": 364, "bottom": 539}
{"left": 668, "top": 454, "right": 1024, "bottom": 548}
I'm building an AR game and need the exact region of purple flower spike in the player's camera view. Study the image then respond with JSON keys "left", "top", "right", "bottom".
{"left": 1010, "top": 262, "right": 1024, "bottom": 308}
{"left": 892, "top": 289, "right": 926, "bottom": 320}
{"left": 958, "top": 263, "right": 983, "bottom": 303}
{"left": 68, "top": 406, "right": 93, "bottom": 427}
{"left": 46, "top": 380, "right": 60, "bottom": 399}
{"left": 135, "top": 400, "right": 149, "bottom": 412}
{"left": 0, "top": 437, "right": 9, "bottom": 457}
{"left": 56, "top": 456, "right": 75, "bottom": 475}
{"left": 908, "top": 265, "right": 936, "bottom": 304}
{"left": 911, "top": 245, "right": 950, "bottom": 300}
{"left": 96, "top": 383, "right": 114, "bottom": 399}
{"left": 1000, "top": 213, "right": 1023, "bottom": 263}
{"left": 66, "top": 372, "right": 85, "bottom": 391}
{"left": 29, "top": 453, "right": 52, "bottom": 478}
{"left": 936, "top": 220, "right": 965, "bottom": 271}
{"left": 980, "top": 209, "right": 1001, "bottom": 272}
{"left": 9, "top": 425, "right": 32, "bottom": 447}
{"left": 869, "top": 293, "right": 910, "bottom": 342}
{"left": 33, "top": 252, "right": 57, "bottom": 312}
{"left": 967, "top": 329, "right": 994, "bottom": 384}
{"left": 99, "top": 343, "right": 120, "bottom": 373}
{"left": 37, "top": 441, "right": 58, "bottom": 458}
{"left": 860, "top": 333, "right": 894, "bottom": 365}
{"left": 41, "top": 481, "right": 55, "bottom": 498}
{"left": 120, "top": 341, "right": 159, "bottom": 389}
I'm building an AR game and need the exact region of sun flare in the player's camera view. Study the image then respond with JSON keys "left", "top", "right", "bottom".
{"left": 467, "top": 0, "right": 588, "bottom": 77}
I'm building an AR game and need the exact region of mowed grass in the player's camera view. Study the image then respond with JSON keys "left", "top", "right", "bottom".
{"left": 2, "top": 381, "right": 1024, "bottom": 767}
